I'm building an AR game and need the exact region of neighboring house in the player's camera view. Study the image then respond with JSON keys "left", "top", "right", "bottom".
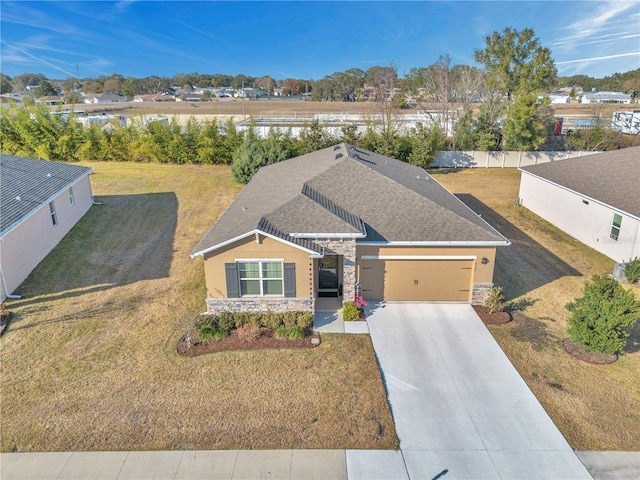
{"left": 0, "top": 155, "right": 94, "bottom": 301}
{"left": 581, "top": 91, "right": 632, "bottom": 104}
{"left": 36, "top": 95, "right": 63, "bottom": 105}
{"left": 133, "top": 94, "right": 174, "bottom": 102}
{"left": 191, "top": 144, "right": 510, "bottom": 314}
{"left": 176, "top": 93, "right": 206, "bottom": 102}
{"left": 518, "top": 146, "right": 640, "bottom": 263}
{"left": 548, "top": 94, "right": 570, "bottom": 104}
{"left": 83, "top": 93, "right": 128, "bottom": 104}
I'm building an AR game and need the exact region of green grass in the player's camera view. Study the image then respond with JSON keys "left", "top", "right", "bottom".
{"left": 434, "top": 168, "right": 640, "bottom": 451}
{"left": 0, "top": 162, "right": 398, "bottom": 452}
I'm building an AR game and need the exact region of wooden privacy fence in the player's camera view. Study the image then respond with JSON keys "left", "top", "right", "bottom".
{"left": 432, "top": 151, "right": 599, "bottom": 168}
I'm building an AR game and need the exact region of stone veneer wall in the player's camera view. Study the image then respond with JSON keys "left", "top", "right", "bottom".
{"left": 206, "top": 297, "right": 314, "bottom": 315}
{"left": 314, "top": 238, "right": 357, "bottom": 302}
{"left": 471, "top": 283, "right": 493, "bottom": 305}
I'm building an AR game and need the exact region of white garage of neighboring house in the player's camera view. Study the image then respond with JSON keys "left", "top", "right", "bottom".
{"left": 518, "top": 146, "right": 640, "bottom": 264}
{"left": 0, "top": 154, "right": 94, "bottom": 301}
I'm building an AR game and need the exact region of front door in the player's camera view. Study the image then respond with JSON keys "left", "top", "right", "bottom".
{"left": 319, "top": 255, "right": 339, "bottom": 291}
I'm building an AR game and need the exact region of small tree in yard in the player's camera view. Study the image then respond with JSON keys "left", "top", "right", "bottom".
{"left": 624, "top": 258, "right": 640, "bottom": 283}
{"left": 566, "top": 275, "right": 640, "bottom": 354}
{"left": 484, "top": 285, "right": 505, "bottom": 314}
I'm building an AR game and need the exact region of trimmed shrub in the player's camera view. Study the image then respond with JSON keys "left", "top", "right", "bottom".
{"left": 296, "top": 311, "right": 314, "bottom": 329}
{"left": 343, "top": 301, "right": 360, "bottom": 321}
{"left": 624, "top": 257, "right": 640, "bottom": 283}
{"left": 566, "top": 274, "right": 640, "bottom": 354}
{"left": 217, "top": 312, "right": 235, "bottom": 332}
{"left": 275, "top": 325, "right": 305, "bottom": 340}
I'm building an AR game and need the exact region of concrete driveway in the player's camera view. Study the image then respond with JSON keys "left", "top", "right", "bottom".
{"left": 366, "top": 302, "right": 592, "bottom": 480}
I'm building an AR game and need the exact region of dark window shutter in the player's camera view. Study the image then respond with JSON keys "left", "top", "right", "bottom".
{"left": 225, "top": 263, "right": 239, "bottom": 297}
{"left": 284, "top": 263, "right": 296, "bottom": 297}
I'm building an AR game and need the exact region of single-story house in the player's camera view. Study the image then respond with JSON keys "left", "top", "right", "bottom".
{"left": 518, "top": 146, "right": 640, "bottom": 263}
{"left": 133, "top": 94, "right": 174, "bottom": 102}
{"left": 581, "top": 91, "right": 632, "bottom": 104}
{"left": 83, "top": 93, "right": 128, "bottom": 104}
{"left": 191, "top": 144, "right": 510, "bottom": 314}
{"left": 0, "top": 154, "right": 94, "bottom": 300}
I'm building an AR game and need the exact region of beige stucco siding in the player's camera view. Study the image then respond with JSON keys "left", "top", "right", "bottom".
{"left": 519, "top": 172, "right": 640, "bottom": 263}
{"left": 202, "top": 234, "right": 314, "bottom": 299}
{"left": 1, "top": 175, "right": 93, "bottom": 299}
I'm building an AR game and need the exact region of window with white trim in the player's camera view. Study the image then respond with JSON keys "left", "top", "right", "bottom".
{"left": 238, "top": 261, "right": 283, "bottom": 296}
{"left": 49, "top": 201, "right": 58, "bottom": 227}
{"left": 69, "top": 187, "right": 75, "bottom": 206}
{"left": 610, "top": 214, "right": 622, "bottom": 241}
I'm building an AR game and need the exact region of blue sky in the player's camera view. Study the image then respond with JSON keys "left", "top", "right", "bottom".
{"left": 1, "top": 1, "right": 639, "bottom": 81}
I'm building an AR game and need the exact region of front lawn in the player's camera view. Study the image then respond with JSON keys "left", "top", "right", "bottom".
{"left": 433, "top": 168, "right": 640, "bottom": 451}
{"left": 0, "top": 162, "right": 398, "bottom": 452}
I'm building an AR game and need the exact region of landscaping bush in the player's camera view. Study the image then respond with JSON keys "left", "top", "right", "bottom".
{"left": 343, "top": 301, "right": 361, "bottom": 321}
{"left": 624, "top": 257, "right": 640, "bottom": 283}
{"left": 274, "top": 325, "right": 305, "bottom": 340}
{"left": 217, "top": 312, "right": 235, "bottom": 332}
{"left": 566, "top": 274, "right": 640, "bottom": 354}
{"left": 196, "top": 324, "right": 228, "bottom": 343}
{"left": 484, "top": 285, "right": 505, "bottom": 314}
{"left": 296, "top": 311, "right": 314, "bottom": 329}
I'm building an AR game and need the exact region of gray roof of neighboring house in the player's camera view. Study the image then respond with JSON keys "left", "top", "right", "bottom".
{"left": 191, "top": 144, "right": 509, "bottom": 257}
{"left": 0, "top": 154, "right": 93, "bottom": 237}
{"left": 519, "top": 146, "right": 640, "bottom": 218}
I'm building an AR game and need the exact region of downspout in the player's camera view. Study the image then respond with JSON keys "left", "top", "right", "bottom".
{"left": 0, "top": 264, "right": 21, "bottom": 300}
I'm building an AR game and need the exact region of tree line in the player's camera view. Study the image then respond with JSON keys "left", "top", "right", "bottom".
{"left": 1, "top": 27, "right": 639, "bottom": 167}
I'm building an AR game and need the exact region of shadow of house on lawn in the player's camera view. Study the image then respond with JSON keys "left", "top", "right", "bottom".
{"left": 11, "top": 192, "right": 178, "bottom": 305}
{"left": 455, "top": 194, "right": 581, "bottom": 301}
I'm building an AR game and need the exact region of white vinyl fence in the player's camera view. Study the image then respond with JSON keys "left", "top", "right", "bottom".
{"left": 432, "top": 150, "right": 599, "bottom": 168}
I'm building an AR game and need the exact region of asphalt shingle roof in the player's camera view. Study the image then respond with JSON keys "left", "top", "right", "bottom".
{"left": 191, "top": 144, "right": 509, "bottom": 257}
{"left": 519, "top": 146, "right": 640, "bottom": 218}
{"left": 0, "top": 154, "right": 92, "bottom": 237}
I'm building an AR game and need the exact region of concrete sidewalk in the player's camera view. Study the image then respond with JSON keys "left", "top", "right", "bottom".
{"left": 2, "top": 449, "right": 639, "bottom": 479}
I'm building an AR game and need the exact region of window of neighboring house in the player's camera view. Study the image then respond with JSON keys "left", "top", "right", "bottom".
{"left": 610, "top": 213, "right": 622, "bottom": 240}
{"left": 49, "top": 201, "right": 58, "bottom": 227}
{"left": 69, "top": 187, "right": 75, "bottom": 206}
{"left": 238, "top": 261, "right": 283, "bottom": 296}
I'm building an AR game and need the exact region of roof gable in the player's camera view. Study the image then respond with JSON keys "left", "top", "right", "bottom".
{"left": 1, "top": 154, "right": 93, "bottom": 237}
{"left": 520, "top": 146, "right": 640, "bottom": 217}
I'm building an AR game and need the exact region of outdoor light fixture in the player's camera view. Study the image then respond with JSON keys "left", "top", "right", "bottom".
{"left": 481, "top": 257, "right": 490, "bottom": 265}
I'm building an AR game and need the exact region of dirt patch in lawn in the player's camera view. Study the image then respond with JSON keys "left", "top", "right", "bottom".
{"left": 562, "top": 338, "right": 618, "bottom": 365}
{"left": 472, "top": 305, "right": 511, "bottom": 325}
{"left": 177, "top": 328, "right": 320, "bottom": 357}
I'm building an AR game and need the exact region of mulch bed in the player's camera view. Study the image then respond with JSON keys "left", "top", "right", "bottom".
{"left": 562, "top": 338, "right": 618, "bottom": 365}
{"left": 472, "top": 305, "right": 511, "bottom": 325}
{"left": 177, "top": 327, "right": 321, "bottom": 357}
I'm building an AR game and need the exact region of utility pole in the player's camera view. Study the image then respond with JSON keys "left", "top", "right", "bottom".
{"left": 242, "top": 81, "right": 246, "bottom": 120}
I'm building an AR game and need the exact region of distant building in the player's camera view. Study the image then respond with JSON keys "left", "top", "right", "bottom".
{"left": 581, "top": 91, "right": 632, "bottom": 104}
{"left": 548, "top": 94, "right": 570, "bottom": 104}
{"left": 83, "top": 93, "right": 128, "bottom": 104}
{"left": 133, "top": 94, "right": 174, "bottom": 102}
